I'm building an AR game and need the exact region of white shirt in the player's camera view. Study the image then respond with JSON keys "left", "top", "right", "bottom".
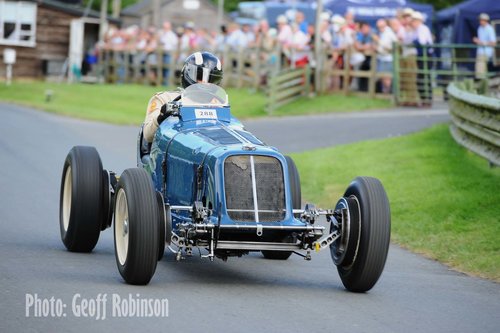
{"left": 288, "top": 30, "right": 310, "bottom": 62}
{"left": 376, "top": 27, "right": 398, "bottom": 62}
{"left": 159, "top": 30, "right": 178, "bottom": 51}
{"left": 477, "top": 24, "right": 497, "bottom": 58}
{"left": 278, "top": 25, "right": 293, "bottom": 45}
{"left": 226, "top": 29, "right": 248, "bottom": 50}
{"left": 415, "top": 24, "right": 433, "bottom": 45}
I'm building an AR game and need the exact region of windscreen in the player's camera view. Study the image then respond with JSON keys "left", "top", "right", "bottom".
{"left": 181, "top": 83, "right": 229, "bottom": 106}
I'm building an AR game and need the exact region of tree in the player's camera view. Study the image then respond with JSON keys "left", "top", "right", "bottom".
{"left": 82, "top": 0, "right": 137, "bottom": 13}
{"left": 412, "top": 0, "right": 464, "bottom": 11}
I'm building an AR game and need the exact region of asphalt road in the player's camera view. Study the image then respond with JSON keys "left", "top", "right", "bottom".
{"left": 1, "top": 103, "right": 499, "bottom": 333}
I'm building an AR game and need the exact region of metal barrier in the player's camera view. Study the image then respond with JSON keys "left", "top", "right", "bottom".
{"left": 447, "top": 80, "right": 500, "bottom": 166}
{"left": 266, "top": 66, "right": 310, "bottom": 114}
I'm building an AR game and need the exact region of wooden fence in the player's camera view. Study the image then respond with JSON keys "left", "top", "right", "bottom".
{"left": 447, "top": 80, "right": 500, "bottom": 166}
{"left": 97, "top": 43, "right": 500, "bottom": 110}
{"left": 266, "top": 66, "right": 310, "bottom": 113}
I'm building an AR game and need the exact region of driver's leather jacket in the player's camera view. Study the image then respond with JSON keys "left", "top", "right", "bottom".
{"left": 144, "top": 91, "right": 181, "bottom": 142}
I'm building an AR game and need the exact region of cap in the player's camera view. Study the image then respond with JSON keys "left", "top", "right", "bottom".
{"left": 185, "top": 21, "right": 195, "bottom": 29}
{"left": 479, "top": 13, "right": 490, "bottom": 21}
{"left": 276, "top": 15, "right": 287, "bottom": 24}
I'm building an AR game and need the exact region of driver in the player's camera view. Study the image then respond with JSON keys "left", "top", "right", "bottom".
{"left": 143, "top": 51, "right": 224, "bottom": 142}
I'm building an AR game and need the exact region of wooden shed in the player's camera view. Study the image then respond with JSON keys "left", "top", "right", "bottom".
{"left": 0, "top": 0, "right": 117, "bottom": 79}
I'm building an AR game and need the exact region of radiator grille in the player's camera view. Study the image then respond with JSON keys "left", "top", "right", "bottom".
{"left": 224, "top": 155, "right": 285, "bottom": 222}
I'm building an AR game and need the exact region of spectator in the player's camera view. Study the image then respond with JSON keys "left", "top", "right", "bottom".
{"left": 242, "top": 24, "right": 255, "bottom": 46}
{"left": 411, "top": 11, "right": 433, "bottom": 106}
{"left": 277, "top": 15, "right": 292, "bottom": 46}
{"left": 399, "top": 8, "right": 419, "bottom": 105}
{"left": 180, "top": 22, "right": 198, "bottom": 51}
{"left": 215, "top": 25, "right": 228, "bottom": 52}
{"left": 373, "top": 19, "right": 397, "bottom": 93}
{"left": 226, "top": 23, "right": 248, "bottom": 51}
{"left": 354, "top": 22, "right": 374, "bottom": 91}
{"left": 389, "top": 18, "right": 405, "bottom": 42}
{"left": 286, "top": 23, "right": 310, "bottom": 67}
{"left": 473, "top": 13, "right": 497, "bottom": 79}
{"left": 344, "top": 11, "right": 356, "bottom": 30}
{"left": 318, "top": 19, "right": 332, "bottom": 47}
{"left": 145, "top": 28, "right": 159, "bottom": 83}
{"left": 295, "top": 11, "right": 308, "bottom": 34}
{"left": 196, "top": 28, "right": 215, "bottom": 51}
{"left": 159, "top": 21, "right": 178, "bottom": 85}
{"left": 254, "top": 20, "right": 271, "bottom": 49}
{"left": 330, "top": 15, "right": 352, "bottom": 90}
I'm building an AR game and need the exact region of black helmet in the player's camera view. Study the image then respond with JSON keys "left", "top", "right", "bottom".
{"left": 180, "top": 52, "right": 223, "bottom": 88}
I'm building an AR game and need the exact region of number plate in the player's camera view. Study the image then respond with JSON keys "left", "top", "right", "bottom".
{"left": 195, "top": 109, "right": 218, "bottom": 119}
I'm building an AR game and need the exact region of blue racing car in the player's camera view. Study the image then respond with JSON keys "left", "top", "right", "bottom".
{"left": 59, "top": 83, "right": 391, "bottom": 291}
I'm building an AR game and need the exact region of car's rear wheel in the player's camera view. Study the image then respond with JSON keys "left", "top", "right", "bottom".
{"left": 331, "top": 177, "right": 391, "bottom": 292}
{"left": 261, "top": 156, "right": 300, "bottom": 261}
{"left": 59, "top": 146, "right": 104, "bottom": 252}
{"left": 114, "top": 168, "right": 159, "bottom": 285}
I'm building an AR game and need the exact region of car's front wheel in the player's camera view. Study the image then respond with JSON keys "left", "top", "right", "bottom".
{"left": 114, "top": 168, "right": 159, "bottom": 285}
{"left": 331, "top": 177, "right": 391, "bottom": 292}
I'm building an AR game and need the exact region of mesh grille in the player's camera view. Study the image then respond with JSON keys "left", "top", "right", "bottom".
{"left": 224, "top": 155, "right": 285, "bottom": 222}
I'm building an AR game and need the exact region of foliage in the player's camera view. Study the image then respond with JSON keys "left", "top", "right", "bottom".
{"left": 292, "top": 124, "right": 500, "bottom": 281}
{"left": 412, "top": 0, "right": 464, "bottom": 11}
{"left": 82, "top": 0, "right": 138, "bottom": 13}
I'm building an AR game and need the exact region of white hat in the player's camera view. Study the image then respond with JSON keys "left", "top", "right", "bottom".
{"left": 479, "top": 13, "right": 490, "bottom": 21}
{"left": 320, "top": 12, "right": 330, "bottom": 22}
{"left": 411, "top": 11, "right": 424, "bottom": 21}
{"left": 276, "top": 15, "right": 287, "bottom": 24}
{"left": 402, "top": 8, "right": 414, "bottom": 16}
{"left": 331, "top": 14, "right": 346, "bottom": 26}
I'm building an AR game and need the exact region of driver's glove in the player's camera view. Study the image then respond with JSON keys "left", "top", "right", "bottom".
{"left": 157, "top": 104, "right": 168, "bottom": 124}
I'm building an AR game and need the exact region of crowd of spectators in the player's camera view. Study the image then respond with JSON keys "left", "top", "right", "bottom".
{"left": 88, "top": 8, "right": 464, "bottom": 104}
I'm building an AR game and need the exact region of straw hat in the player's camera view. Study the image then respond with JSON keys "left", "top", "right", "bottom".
{"left": 331, "top": 14, "right": 346, "bottom": 26}
{"left": 411, "top": 11, "right": 424, "bottom": 21}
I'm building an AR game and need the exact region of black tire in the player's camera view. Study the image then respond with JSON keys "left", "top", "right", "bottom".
{"left": 156, "top": 192, "right": 166, "bottom": 261}
{"left": 114, "top": 168, "right": 159, "bottom": 285}
{"left": 261, "top": 156, "right": 301, "bottom": 261}
{"left": 59, "top": 146, "right": 104, "bottom": 252}
{"left": 334, "top": 177, "right": 391, "bottom": 292}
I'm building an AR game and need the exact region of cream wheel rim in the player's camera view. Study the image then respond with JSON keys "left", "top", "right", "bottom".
{"left": 62, "top": 166, "right": 72, "bottom": 232}
{"left": 115, "top": 188, "right": 129, "bottom": 266}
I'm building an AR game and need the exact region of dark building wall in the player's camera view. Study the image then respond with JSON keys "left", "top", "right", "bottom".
{"left": 0, "top": 5, "right": 73, "bottom": 78}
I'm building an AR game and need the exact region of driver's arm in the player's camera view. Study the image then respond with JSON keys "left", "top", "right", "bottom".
{"left": 144, "top": 91, "right": 179, "bottom": 142}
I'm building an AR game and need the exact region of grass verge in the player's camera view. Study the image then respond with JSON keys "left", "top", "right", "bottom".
{"left": 291, "top": 124, "right": 500, "bottom": 281}
{"left": 0, "top": 82, "right": 391, "bottom": 123}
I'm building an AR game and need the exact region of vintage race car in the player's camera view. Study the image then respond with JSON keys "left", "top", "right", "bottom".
{"left": 59, "top": 83, "right": 391, "bottom": 292}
